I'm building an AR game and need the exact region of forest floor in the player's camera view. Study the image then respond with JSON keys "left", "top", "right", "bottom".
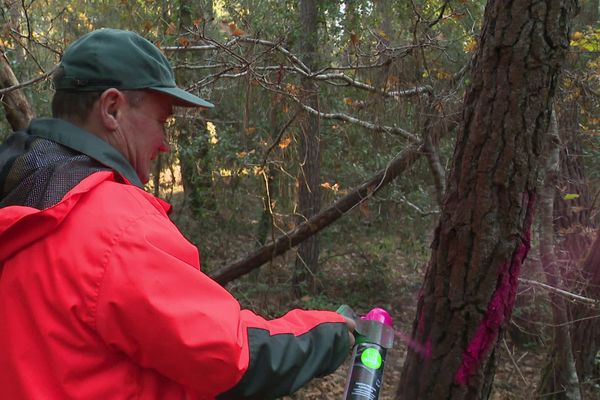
{"left": 276, "top": 256, "right": 549, "bottom": 400}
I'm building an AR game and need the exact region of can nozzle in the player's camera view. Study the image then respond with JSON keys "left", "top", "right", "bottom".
{"left": 337, "top": 305, "right": 394, "bottom": 349}
{"left": 362, "top": 307, "right": 393, "bottom": 327}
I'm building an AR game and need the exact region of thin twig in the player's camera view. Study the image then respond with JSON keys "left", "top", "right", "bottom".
{"left": 261, "top": 111, "right": 299, "bottom": 168}
{"left": 502, "top": 338, "right": 529, "bottom": 385}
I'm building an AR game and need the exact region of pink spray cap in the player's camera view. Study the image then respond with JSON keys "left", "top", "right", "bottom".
{"left": 362, "top": 307, "right": 393, "bottom": 327}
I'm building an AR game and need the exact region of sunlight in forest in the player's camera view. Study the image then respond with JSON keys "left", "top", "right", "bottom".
{"left": 207, "top": 121, "right": 218, "bottom": 144}
{"left": 145, "top": 160, "right": 183, "bottom": 196}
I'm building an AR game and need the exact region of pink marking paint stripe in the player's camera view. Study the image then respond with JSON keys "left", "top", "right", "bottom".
{"left": 455, "top": 192, "right": 535, "bottom": 385}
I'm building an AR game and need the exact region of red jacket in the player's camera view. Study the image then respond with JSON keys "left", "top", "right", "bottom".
{"left": 0, "top": 122, "right": 349, "bottom": 399}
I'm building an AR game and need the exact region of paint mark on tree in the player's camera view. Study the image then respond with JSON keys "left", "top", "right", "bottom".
{"left": 455, "top": 192, "right": 536, "bottom": 385}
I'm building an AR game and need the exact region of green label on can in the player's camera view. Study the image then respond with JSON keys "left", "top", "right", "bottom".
{"left": 360, "top": 347, "right": 382, "bottom": 369}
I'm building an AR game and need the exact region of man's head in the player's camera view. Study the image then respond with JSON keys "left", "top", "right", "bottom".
{"left": 50, "top": 28, "right": 213, "bottom": 184}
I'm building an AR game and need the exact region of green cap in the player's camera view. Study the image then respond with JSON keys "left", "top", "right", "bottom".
{"left": 53, "top": 28, "right": 213, "bottom": 108}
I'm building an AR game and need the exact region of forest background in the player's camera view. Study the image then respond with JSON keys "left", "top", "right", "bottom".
{"left": 1, "top": 0, "right": 599, "bottom": 399}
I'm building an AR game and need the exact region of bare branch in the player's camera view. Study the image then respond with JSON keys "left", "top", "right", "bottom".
{"left": 396, "top": 193, "right": 438, "bottom": 216}
{"left": 186, "top": 66, "right": 241, "bottom": 91}
{"left": 162, "top": 37, "right": 243, "bottom": 52}
{"left": 173, "top": 62, "right": 232, "bottom": 70}
{"left": 192, "top": 64, "right": 424, "bottom": 143}
{"left": 187, "top": 62, "right": 431, "bottom": 101}
{"left": 299, "top": 103, "right": 420, "bottom": 142}
{"left": 163, "top": 36, "right": 312, "bottom": 75}
{"left": 519, "top": 278, "right": 599, "bottom": 307}
{"left": 309, "top": 72, "right": 432, "bottom": 98}
{"left": 0, "top": 65, "right": 57, "bottom": 95}
{"left": 168, "top": 38, "right": 431, "bottom": 99}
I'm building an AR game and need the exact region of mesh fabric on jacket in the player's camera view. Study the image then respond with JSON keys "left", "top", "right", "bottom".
{"left": 0, "top": 132, "right": 107, "bottom": 209}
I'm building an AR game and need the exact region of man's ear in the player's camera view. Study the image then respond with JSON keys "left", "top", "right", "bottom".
{"left": 98, "top": 88, "right": 125, "bottom": 131}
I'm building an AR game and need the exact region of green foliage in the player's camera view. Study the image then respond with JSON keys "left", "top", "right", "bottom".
{"left": 570, "top": 28, "right": 600, "bottom": 52}
{"left": 296, "top": 294, "right": 341, "bottom": 312}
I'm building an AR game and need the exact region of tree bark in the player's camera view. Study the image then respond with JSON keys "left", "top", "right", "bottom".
{"left": 0, "top": 51, "right": 34, "bottom": 131}
{"left": 293, "top": 0, "right": 321, "bottom": 294}
{"left": 397, "top": 1, "right": 577, "bottom": 399}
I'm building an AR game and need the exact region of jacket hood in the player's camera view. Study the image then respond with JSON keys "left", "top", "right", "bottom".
{"left": 0, "top": 171, "right": 115, "bottom": 263}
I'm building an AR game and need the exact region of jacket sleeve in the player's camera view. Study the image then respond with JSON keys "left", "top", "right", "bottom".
{"left": 217, "top": 310, "right": 350, "bottom": 400}
{"left": 93, "top": 212, "right": 350, "bottom": 399}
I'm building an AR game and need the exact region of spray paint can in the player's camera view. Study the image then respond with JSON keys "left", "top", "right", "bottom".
{"left": 338, "top": 306, "right": 394, "bottom": 400}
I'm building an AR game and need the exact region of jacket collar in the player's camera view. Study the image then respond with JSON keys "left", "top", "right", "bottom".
{"left": 28, "top": 118, "right": 143, "bottom": 188}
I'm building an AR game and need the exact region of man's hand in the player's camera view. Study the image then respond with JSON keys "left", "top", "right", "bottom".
{"left": 343, "top": 316, "right": 356, "bottom": 348}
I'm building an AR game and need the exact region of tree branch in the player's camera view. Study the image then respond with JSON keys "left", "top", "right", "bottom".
{"left": 299, "top": 103, "right": 420, "bottom": 142}
{"left": 308, "top": 71, "right": 432, "bottom": 98}
{"left": 0, "top": 50, "right": 35, "bottom": 130}
{"left": 165, "top": 37, "right": 431, "bottom": 99}
{"left": 0, "top": 65, "right": 57, "bottom": 95}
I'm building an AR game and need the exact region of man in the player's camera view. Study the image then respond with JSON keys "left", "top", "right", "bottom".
{"left": 0, "top": 28, "right": 354, "bottom": 399}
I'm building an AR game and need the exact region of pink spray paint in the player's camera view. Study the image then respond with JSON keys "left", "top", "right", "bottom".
{"left": 413, "top": 287, "right": 432, "bottom": 359}
{"left": 361, "top": 308, "right": 431, "bottom": 357}
{"left": 395, "top": 330, "right": 432, "bottom": 358}
{"left": 454, "top": 192, "right": 535, "bottom": 385}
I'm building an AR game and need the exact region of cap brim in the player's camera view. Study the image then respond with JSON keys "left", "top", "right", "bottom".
{"left": 149, "top": 87, "right": 214, "bottom": 108}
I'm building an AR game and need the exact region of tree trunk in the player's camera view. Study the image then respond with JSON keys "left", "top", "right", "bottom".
{"left": 551, "top": 93, "right": 599, "bottom": 386}
{"left": 536, "top": 110, "right": 582, "bottom": 400}
{"left": 0, "top": 51, "right": 34, "bottom": 131}
{"left": 293, "top": 0, "right": 321, "bottom": 294}
{"left": 421, "top": 97, "right": 447, "bottom": 207}
{"left": 546, "top": 4, "right": 599, "bottom": 384}
{"left": 570, "top": 230, "right": 600, "bottom": 386}
{"left": 397, "top": 1, "right": 577, "bottom": 399}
